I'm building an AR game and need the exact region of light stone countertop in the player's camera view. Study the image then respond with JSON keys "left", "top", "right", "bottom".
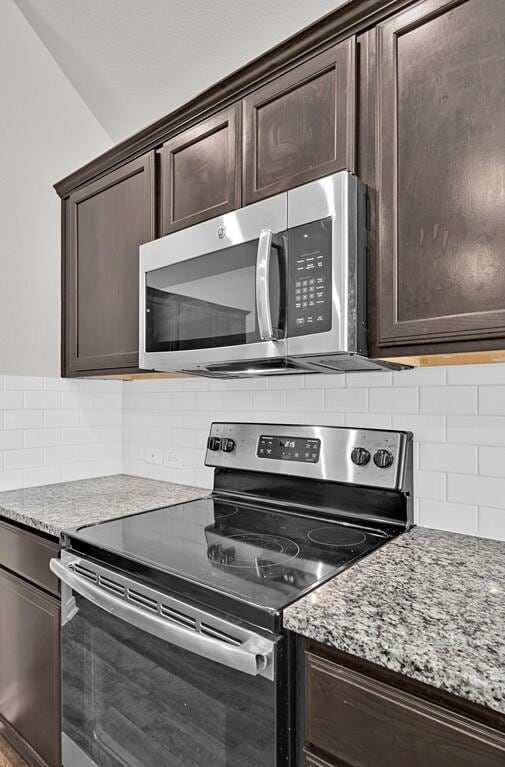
{"left": 283, "top": 526, "right": 505, "bottom": 715}
{"left": 0, "top": 474, "right": 207, "bottom": 538}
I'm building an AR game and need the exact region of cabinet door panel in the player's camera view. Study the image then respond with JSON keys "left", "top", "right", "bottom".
{"left": 0, "top": 568, "right": 60, "bottom": 767}
{"left": 66, "top": 153, "right": 155, "bottom": 374}
{"left": 160, "top": 105, "right": 240, "bottom": 234}
{"left": 377, "top": 0, "right": 505, "bottom": 348}
{"left": 306, "top": 652, "right": 505, "bottom": 767}
{"left": 243, "top": 39, "right": 355, "bottom": 204}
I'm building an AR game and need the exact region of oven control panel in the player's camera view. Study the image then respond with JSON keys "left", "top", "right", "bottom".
{"left": 288, "top": 218, "right": 332, "bottom": 337}
{"left": 257, "top": 435, "right": 321, "bottom": 463}
{"left": 205, "top": 423, "right": 413, "bottom": 493}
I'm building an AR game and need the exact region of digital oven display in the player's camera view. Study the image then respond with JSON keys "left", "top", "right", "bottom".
{"left": 257, "top": 435, "right": 321, "bottom": 463}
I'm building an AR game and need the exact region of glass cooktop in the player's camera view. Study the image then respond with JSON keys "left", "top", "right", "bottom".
{"left": 69, "top": 496, "right": 391, "bottom": 613}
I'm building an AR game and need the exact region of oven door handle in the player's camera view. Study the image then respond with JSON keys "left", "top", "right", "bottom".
{"left": 50, "top": 558, "right": 275, "bottom": 680}
{"left": 256, "top": 228, "right": 275, "bottom": 341}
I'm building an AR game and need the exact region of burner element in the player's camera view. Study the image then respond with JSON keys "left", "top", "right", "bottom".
{"left": 208, "top": 533, "right": 300, "bottom": 569}
{"left": 307, "top": 526, "right": 366, "bottom": 548}
{"left": 213, "top": 504, "right": 239, "bottom": 520}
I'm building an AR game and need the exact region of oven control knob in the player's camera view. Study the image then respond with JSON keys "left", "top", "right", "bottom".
{"left": 207, "top": 436, "right": 221, "bottom": 451}
{"left": 373, "top": 449, "right": 394, "bottom": 469}
{"left": 221, "top": 438, "right": 236, "bottom": 453}
{"left": 351, "top": 447, "right": 371, "bottom": 466}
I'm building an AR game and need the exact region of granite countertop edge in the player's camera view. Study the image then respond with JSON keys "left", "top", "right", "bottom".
{"left": 283, "top": 527, "right": 505, "bottom": 717}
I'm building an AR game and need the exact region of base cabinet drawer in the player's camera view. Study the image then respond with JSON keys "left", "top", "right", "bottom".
{"left": 0, "top": 519, "right": 59, "bottom": 596}
{"left": 306, "top": 651, "right": 505, "bottom": 767}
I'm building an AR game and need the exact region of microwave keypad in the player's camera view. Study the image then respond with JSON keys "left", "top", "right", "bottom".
{"left": 288, "top": 218, "right": 332, "bottom": 337}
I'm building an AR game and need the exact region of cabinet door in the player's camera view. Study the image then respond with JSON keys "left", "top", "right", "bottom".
{"left": 0, "top": 568, "right": 60, "bottom": 767}
{"left": 306, "top": 651, "right": 505, "bottom": 767}
{"left": 65, "top": 153, "right": 155, "bottom": 375}
{"left": 243, "top": 39, "right": 355, "bottom": 204}
{"left": 160, "top": 105, "right": 240, "bottom": 234}
{"left": 376, "top": 0, "right": 505, "bottom": 351}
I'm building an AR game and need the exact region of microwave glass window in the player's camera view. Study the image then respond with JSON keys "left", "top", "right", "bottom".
{"left": 145, "top": 239, "right": 284, "bottom": 352}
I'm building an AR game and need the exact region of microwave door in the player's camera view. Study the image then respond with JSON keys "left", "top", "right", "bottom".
{"left": 139, "top": 194, "right": 288, "bottom": 372}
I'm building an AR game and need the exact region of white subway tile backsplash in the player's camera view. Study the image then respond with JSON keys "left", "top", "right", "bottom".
{"left": 252, "top": 390, "right": 286, "bottom": 411}
{"left": 3, "top": 365, "right": 505, "bottom": 542}
{"left": 420, "top": 443, "right": 477, "bottom": 474}
{"left": 478, "top": 506, "right": 505, "bottom": 542}
{"left": 4, "top": 448, "right": 44, "bottom": 470}
{"left": 478, "top": 386, "right": 505, "bottom": 415}
{"left": 24, "top": 390, "right": 60, "bottom": 409}
{"left": 24, "top": 428, "right": 62, "bottom": 448}
{"left": 325, "top": 388, "right": 368, "bottom": 412}
{"left": 287, "top": 389, "right": 324, "bottom": 412}
{"left": 0, "top": 376, "right": 122, "bottom": 490}
{"left": 447, "top": 415, "right": 505, "bottom": 445}
{"left": 369, "top": 387, "right": 418, "bottom": 414}
{"left": 448, "top": 363, "right": 505, "bottom": 385}
{"left": 478, "top": 446, "right": 505, "bottom": 478}
{"left": 4, "top": 410, "right": 44, "bottom": 429}
{"left": 418, "top": 499, "right": 478, "bottom": 535}
{"left": 448, "top": 473, "right": 505, "bottom": 509}
{"left": 0, "top": 391, "right": 24, "bottom": 409}
{"left": 392, "top": 414, "right": 445, "bottom": 442}
{"left": 420, "top": 386, "right": 477, "bottom": 414}
{"left": 414, "top": 470, "right": 447, "bottom": 501}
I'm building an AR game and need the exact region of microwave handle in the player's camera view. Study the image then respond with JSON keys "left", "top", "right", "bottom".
{"left": 256, "top": 229, "right": 275, "bottom": 341}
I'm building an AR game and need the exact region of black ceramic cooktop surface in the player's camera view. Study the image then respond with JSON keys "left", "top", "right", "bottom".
{"left": 69, "top": 496, "right": 391, "bottom": 612}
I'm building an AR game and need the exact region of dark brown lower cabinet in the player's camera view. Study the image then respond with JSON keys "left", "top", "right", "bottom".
{"left": 305, "top": 645, "right": 505, "bottom": 767}
{"left": 0, "top": 523, "right": 60, "bottom": 767}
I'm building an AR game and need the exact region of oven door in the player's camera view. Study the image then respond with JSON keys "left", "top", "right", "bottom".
{"left": 51, "top": 555, "right": 284, "bottom": 767}
{"left": 139, "top": 194, "right": 288, "bottom": 372}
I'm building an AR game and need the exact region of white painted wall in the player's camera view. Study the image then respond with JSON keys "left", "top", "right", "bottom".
{"left": 0, "top": 0, "right": 111, "bottom": 377}
{"left": 122, "top": 365, "right": 505, "bottom": 543}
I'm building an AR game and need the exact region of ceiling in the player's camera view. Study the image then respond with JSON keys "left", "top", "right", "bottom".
{"left": 14, "top": 0, "right": 348, "bottom": 143}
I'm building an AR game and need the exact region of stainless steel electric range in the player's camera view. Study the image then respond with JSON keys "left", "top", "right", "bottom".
{"left": 51, "top": 423, "right": 413, "bottom": 767}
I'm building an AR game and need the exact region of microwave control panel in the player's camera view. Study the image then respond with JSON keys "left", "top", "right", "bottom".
{"left": 288, "top": 218, "right": 332, "bottom": 337}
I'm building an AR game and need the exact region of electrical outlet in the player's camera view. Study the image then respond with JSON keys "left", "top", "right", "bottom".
{"left": 164, "top": 449, "right": 183, "bottom": 469}
{"left": 146, "top": 447, "right": 163, "bottom": 465}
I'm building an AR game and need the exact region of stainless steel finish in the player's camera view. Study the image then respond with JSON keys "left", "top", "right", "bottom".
{"left": 51, "top": 553, "right": 276, "bottom": 681}
{"left": 205, "top": 422, "right": 413, "bottom": 494}
{"left": 139, "top": 192, "right": 287, "bottom": 371}
{"left": 256, "top": 228, "right": 274, "bottom": 341}
{"left": 139, "top": 170, "right": 409, "bottom": 377}
{"left": 287, "top": 172, "right": 365, "bottom": 359}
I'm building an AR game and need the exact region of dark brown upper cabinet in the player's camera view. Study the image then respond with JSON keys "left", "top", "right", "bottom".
{"left": 374, "top": 0, "right": 505, "bottom": 354}
{"left": 160, "top": 105, "right": 241, "bottom": 235}
{"left": 242, "top": 38, "right": 356, "bottom": 205}
{"left": 65, "top": 153, "right": 155, "bottom": 375}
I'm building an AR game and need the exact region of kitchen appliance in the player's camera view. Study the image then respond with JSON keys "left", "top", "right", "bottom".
{"left": 51, "top": 423, "right": 413, "bottom": 767}
{"left": 139, "top": 171, "right": 409, "bottom": 377}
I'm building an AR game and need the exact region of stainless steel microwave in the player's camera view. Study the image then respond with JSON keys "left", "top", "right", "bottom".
{"left": 139, "top": 171, "right": 407, "bottom": 377}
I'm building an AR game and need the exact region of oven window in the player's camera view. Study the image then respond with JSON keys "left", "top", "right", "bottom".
{"left": 63, "top": 595, "right": 277, "bottom": 767}
{"left": 145, "top": 239, "right": 284, "bottom": 352}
